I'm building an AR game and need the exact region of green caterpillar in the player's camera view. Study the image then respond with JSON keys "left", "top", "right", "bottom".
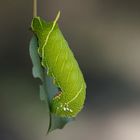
{"left": 31, "top": 12, "right": 86, "bottom": 117}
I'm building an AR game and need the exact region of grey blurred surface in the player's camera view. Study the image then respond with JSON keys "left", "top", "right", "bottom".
{"left": 0, "top": 0, "right": 140, "bottom": 140}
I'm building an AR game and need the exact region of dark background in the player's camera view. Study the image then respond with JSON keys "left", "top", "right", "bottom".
{"left": 0, "top": 0, "right": 140, "bottom": 140}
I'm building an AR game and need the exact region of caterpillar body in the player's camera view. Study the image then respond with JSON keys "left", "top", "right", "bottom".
{"left": 31, "top": 12, "right": 86, "bottom": 117}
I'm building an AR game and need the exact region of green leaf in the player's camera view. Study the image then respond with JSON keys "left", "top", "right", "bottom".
{"left": 45, "top": 75, "right": 74, "bottom": 133}
{"left": 29, "top": 35, "right": 44, "bottom": 81}
{"left": 29, "top": 35, "right": 73, "bottom": 133}
{"left": 45, "top": 76, "right": 58, "bottom": 101}
{"left": 48, "top": 114, "right": 73, "bottom": 133}
{"left": 29, "top": 35, "right": 47, "bottom": 102}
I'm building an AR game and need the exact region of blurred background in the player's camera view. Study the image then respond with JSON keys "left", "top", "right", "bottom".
{"left": 0, "top": 0, "right": 140, "bottom": 140}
